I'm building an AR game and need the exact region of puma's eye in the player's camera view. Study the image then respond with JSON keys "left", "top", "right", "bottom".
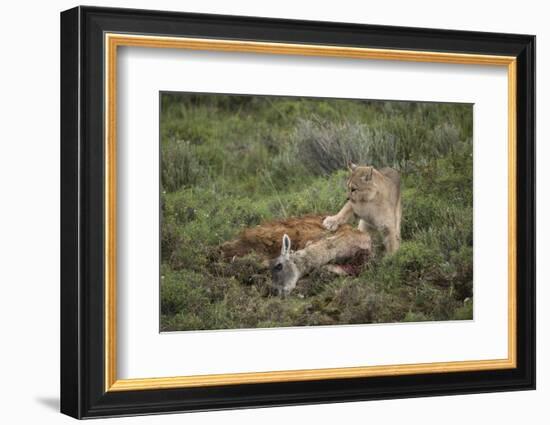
{"left": 273, "top": 263, "right": 283, "bottom": 271}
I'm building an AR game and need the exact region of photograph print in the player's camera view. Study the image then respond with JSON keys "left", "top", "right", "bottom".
{"left": 160, "top": 93, "right": 473, "bottom": 332}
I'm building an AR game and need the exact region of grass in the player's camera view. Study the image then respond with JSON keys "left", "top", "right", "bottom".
{"left": 160, "top": 93, "right": 473, "bottom": 332}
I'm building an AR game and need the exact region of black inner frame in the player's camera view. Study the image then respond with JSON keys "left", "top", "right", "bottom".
{"left": 60, "top": 6, "right": 535, "bottom": 419}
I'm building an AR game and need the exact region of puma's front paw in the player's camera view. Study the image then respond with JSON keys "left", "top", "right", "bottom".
{"left": 323, "top": 215, "right": 340, "bottom": 231}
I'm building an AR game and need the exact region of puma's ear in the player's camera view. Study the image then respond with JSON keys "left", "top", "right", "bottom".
{"left": 365, "top": 166, "right": 373, "bottom": 180}
{"left": 347, "top": 161, "right": 358, "bottom": 172}
{"left": 361, "top": 167, "right": 374, "bottom": 182}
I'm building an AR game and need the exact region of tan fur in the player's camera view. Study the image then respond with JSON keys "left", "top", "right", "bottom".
{"left": 323, "top": 164, "right": 402, "bottom": 254}
{"left": 220, "top": 215, "right": 356, "bottom": 260}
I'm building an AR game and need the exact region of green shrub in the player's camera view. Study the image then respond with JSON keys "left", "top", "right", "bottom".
{"left": 453, "top": 299, "right": 474, "bottom": 320}
{"left": 161, "top": 140, "right": 205, "bottom": 192}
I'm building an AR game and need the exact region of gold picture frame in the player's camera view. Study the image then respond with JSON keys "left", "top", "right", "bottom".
{"left": 61, "top": 6, "right": 535, "bottom": 419}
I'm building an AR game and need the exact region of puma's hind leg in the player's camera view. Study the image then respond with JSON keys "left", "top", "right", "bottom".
{"left": 380, "top": 219, "right": 400, "bottom": 254}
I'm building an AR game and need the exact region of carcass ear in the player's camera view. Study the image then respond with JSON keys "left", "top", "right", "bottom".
{"left": 281, "top": 234, "right": 291, "bottom": 256}
{"left": 347, "top": 161, "right": 358, "bottom": 172}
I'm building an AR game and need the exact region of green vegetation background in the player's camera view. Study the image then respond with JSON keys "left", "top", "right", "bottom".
{"left": 160, "top": 93, "right": 473, "bottom": 331}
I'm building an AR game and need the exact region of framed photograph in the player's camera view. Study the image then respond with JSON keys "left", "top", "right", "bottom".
{"left": 60, "top": 6, "right": 535, "bottom": 419}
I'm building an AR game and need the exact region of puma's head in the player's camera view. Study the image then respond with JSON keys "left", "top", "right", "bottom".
{"left": 346, "top": 162, "right": 377, "bottom": 203}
